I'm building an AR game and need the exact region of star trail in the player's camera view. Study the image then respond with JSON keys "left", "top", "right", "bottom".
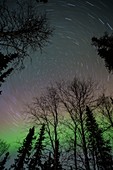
{"left": 0, "top": 0, "right": 113, "bottom": 145}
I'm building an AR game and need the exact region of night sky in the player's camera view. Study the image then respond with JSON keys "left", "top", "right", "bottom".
{"left": 0, "top": 0, "right": 113, "bottom": 144}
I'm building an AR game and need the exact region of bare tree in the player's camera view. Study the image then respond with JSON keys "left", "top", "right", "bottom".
{"left": 56, "top": 80, "right": 79, "bottom": 170}
{"left": 0, "top": 0, "right": 53, "bottom": 66}
{"left": 26, "top": 86, "right": 63, "bottom": 170}
{"left": 56, "top": 76, "right": 97, "bottom": 170}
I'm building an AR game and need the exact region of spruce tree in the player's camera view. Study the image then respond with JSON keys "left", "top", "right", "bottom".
{"left": 29, "top": 124, "right": 45, "bottom": 170}
{"left": 86, "top": 106, "right": 113, "bottom": 170}
{"left": 0, "top": 53, "right": 18, "bottom": 94}
{"left": 0, "top": 152, "right": 9, "bottom": 170}
{"left": 92, "top": 32, "right": 113, "bottom": 73}
{"left": 0, "top": 139, "right": 9, "bottom": 157}
{"left": 10, "top": 127, "right": 35, "bottom": 170}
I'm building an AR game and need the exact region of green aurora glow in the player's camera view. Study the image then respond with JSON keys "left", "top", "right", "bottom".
{"left": 0, "top": 115, "right": 113, "bottom": 155}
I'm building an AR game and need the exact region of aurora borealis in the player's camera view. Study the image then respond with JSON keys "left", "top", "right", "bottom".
{"left": 0, "top": 0, "right": 113, "bottom": 150}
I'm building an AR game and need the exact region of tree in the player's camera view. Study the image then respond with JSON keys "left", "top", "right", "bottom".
{"left": 10, "top": 127, "right": 35, "bottom": 170}
{"left": 96, "top": 93, "right": 113, "bottom": 132}
{"left": 8, "top": 124, "right": 62, "bottom": 170}
{"left": 0, "top": 0, "right": 53, "bottom": 93}
{"left": 92, "top": 32, "right": 113, "bottom": 73}
{"left": 56, "top": 80, "right": 79, "bottom": 170}
{"left": 0, "top": 139, "right": 9, "bottom": 157}
{"left": 86, "top": 106, "right": 113, "bottom": 170}
{"left": 53, "top": 139, "right": 63, "bottom": 170}
{"left": 0, "top": 52, "right": 18, "bottom": 94}
{"left": 0, "top": 0, "right": 52, "bottom": 57}
{"left": 0, "top": 152, "right": 9, "bottom": 170}
{"left": 57, "top": 76, "right": 97, "bottom": 170}
{"left": 26, "top": 86, "right": 63, "bottom": 169}
{"left": 29, "top": 124, "right": 45, "bottom": 170}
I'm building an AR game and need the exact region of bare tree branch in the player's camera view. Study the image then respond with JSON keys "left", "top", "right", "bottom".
{"left": 0, "top": 0, "right": 53, "bottom": 65}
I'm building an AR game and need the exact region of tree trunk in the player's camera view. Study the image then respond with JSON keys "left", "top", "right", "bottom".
{"left": 74, "top": 126, "right": 78, "bottom": 170}
{"left": 80, "top": 112, "right": 90, "bottom": 170}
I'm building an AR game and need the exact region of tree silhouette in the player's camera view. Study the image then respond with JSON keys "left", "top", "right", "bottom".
{"left": 57, "top": 80, "right": 79, "bottom": 170}
{"left": 29, "top": 124, "right": 45, "bottom": 170}
{"left": 97, "top": 93, "right": 113, "bottom": 132}
{"left": 86, "top": 106, "right": 113, "bottom": 170}
{"left": 8, "top": 124, "right": 63, "bottom": 170}
{"left": 0, "top": 139, "right": 9, "bottom": 157}
{"left": 27, "top": 86, "right": 62, "bottom": 165}
{"left": 0, "top": 0, "right": 53, "bottom": 57}
{"left": 53, "top": 139, "right": 63, "bottom": 170}
{"left": 92, "top": 32, "right": 113, "bottom": 73}
{"left": 10, "top": 127, "right": 35, "bottom": 170}
{"left": 56, "top": 77, "right": 96, "bottom": 170}
{"left": 0, "top": 0, "right": 53, "bottom": 94}
{"left": 0, "top": 152, "right": 9, "bottom": 170}
{"left": 0, "top": 52, "right": 18, "bottom": 94}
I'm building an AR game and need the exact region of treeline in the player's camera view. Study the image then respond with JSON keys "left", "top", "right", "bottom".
{"left": 0, "top": 76, "right": 113, "bottom": 170}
